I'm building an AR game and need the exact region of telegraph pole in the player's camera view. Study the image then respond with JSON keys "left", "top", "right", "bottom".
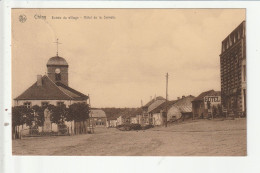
{"left": 165, "top": 73, "right": 169, "bottom": 127}
{"left": 88, "top": 94, "right": 94, "bottom": 133}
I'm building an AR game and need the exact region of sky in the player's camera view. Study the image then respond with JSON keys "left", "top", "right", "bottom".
{"left": 12, "top": 9, "right": 245, "bottom": 108}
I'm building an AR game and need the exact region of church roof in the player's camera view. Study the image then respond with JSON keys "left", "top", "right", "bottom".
{"left": 47, "top": 56, "right": 68, "bottom": 66}
{"left": 14, "top": 75, "right": 88, "bottom": 101}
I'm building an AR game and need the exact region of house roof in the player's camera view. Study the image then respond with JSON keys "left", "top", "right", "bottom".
{"left": 108, "top": 117, "right": 117, "bottom": 121}
{"left": 90, "top": 109, "right": 106, "bottom": 118}
{"left": 172, "top": 95, "right": 195, "bottom": 113}
{"left": 121, "top": 114, "right": 131, "bottom": 119}
{"left": 117, "top": 108, "right": 143, "bottom": 119}
{"left": 150, "top": 100, "right": 178, "bottom": 114}
{"left": 142, "top": 96, "right": 165, "bottom": 108}
{"left": 193, "top": 90, "right": 221, "bottom": 102}
{"left": 133, "top": 108, "right": 142, "bottom": 116}
{"left": 56, "top": 82, "right": 88, "bottom": 100}
{"left": 14, "top": 75, "right": 88, "bottom": 101}
{"left": 178, "top": 105, "right": 193, "bottom": 113}
{"left": 148, "top": 99, "right": 165, "bottom": 113}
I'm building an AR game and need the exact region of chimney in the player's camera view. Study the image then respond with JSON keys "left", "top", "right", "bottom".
{"left": 182, "top": 95, "right": 185, "bottom": 99}
{"left": 37, "top": 75, "right": 42, "bottom": 86}
{"left": 150, "top": 96, "right": 152, "bottom": 101}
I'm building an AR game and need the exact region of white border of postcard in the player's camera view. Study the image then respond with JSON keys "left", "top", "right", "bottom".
{"left": 1, "top": 1, "right": 260, "bottom": 173}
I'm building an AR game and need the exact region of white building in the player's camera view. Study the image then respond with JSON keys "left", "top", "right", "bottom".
{"left": 14, "top": 54, "right": 88, "bottom": 134}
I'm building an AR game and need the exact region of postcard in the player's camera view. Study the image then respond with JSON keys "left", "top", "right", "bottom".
{"left": 11, "top": 8, "right": 246, "bottom": 156}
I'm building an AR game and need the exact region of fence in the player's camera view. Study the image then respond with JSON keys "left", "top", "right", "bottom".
{"left": 17, "top": 127, "right": 70, "bottom": 139}
{"left": 13, "top": 122, "right": 94, "bottom": 139}
{"left": 74, "top": 121, "right": 94, "bottom": 134}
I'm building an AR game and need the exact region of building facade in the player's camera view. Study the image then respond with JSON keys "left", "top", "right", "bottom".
{"left": 89, "top": 109, "right": 107, "bottom": 127}
{"left": 220, "top": 21, "right": 246, "bottom": 117}
{"left": 141, "top": 96, "right": 165, "bottom": 126}
{"left": 116, "top": 115, "right": 130, "bottom": 126}
{"left": 107, "top": 119, "right": 117, "bottom": 127}
{"left": 130, "top": 116, "right": 138, "bottom": 124}
{"left": 149, "top": 100, "right": 177, "bottom": 126}
{"left": 167, "top": 95, "right": 195, "bottom": 121}
{"left": 14, "top": 54, "right": 89, "bottom": 134}
{"left": 14, "top": 55, "right": 88, "bottom": 108}
{"left": 192, "top": 90, "right": 221, "bottom": 119}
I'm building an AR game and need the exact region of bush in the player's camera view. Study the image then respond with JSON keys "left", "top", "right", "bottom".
{"left": 141, "top": 125, "right": 154, "bottom": 130}
{"left": 29, "top": 126, "right": 39, "bottom": 135}
{"left": 58, "top": 124, "right": 68, "bottom": 134}
{"left": 129, "top": 124, "right": 142, "bottom": 130}
{"left": 116, "top": 125, "right": 123, "bottom": 128}
{"left": 116, "top": 124, "right": 142, "bottom": 131}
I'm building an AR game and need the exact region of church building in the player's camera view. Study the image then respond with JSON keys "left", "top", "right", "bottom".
{"left": 14, "top": 53, "right": 88, "bottom": 108}
{"left": 14, "top": 41, "right": 89, "bottom": 134}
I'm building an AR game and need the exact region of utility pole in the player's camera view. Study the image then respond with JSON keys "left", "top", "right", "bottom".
{"left": 165, "top": 73, "right": 169, "bottom": 127}
{"left": 88, "top": 94, "right": 94, "bottom": 133}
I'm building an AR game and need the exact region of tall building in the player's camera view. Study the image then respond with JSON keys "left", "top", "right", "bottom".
{"left": 220, "top": 21, "right": 246, "bottom": 116}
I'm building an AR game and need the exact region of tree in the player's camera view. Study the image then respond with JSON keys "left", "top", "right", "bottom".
{"left": 68, "top": 102, "right": 90, "bottom": 134}
{"left": 51, "top": 104, "right": 67, "bottom": 125}
{"left": 12, "top": 106, "right": 25, "bottom": 128}
{"left": 31, "top": 105, "right": 45, "bottom": 127}
{"left": 22, "top": 107, "right": 34, "bottom": 127}
{"left": 12, "top": 106, "right": 25, "bottom": 139}
{"left": 12, "top": 106, "right": 33, "bottom": 138}
{"left": 68, "top": 102, "right": 90, "bottom": 122}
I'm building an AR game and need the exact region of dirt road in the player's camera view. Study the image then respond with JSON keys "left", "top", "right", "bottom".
{"left": 12, "top": 118, "right": 246, "bottom": 156}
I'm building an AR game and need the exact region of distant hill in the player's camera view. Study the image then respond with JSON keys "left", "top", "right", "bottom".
{"left": 100, "top": 107, "right": 142, "bottom": 120}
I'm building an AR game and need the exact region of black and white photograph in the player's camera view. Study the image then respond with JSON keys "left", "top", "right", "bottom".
{"left": 11, "top": 8, "right": 246, "bottom": 156}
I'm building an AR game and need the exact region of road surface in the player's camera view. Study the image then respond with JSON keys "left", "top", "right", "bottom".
{"left": 12, "top": 118, "right": 246, "bottom": 156}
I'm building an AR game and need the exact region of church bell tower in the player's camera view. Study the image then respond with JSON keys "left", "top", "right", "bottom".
{"left": 46, "top": 39, "right": 69, "bottom": 86}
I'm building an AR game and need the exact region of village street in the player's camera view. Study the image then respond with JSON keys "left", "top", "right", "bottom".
{"left": 12, "top": 118, "right": 246, "bottom": 156}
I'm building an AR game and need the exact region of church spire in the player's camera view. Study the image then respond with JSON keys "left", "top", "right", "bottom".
{"left": 53, "top": 38, "right": 62, "bottom": 56}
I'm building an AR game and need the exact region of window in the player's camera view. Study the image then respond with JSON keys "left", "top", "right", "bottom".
{"left": 55, "top": 73, "right": 61, "bottom": 81}
{"left": 23, "top": 102, "right": 31, "bottom": 108}
{"left": 41, "top": 101, "right": 49, "bottom": 107}
{"left": 57, "top": 101, "right": 64, "bottom": 107}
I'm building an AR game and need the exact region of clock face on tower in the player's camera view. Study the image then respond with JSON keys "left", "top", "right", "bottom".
{"left": 55, "top": 68, "right": 61, "bottom": 74}
{"left": 47, "top": 56, "right": 68, "bottom": 86}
